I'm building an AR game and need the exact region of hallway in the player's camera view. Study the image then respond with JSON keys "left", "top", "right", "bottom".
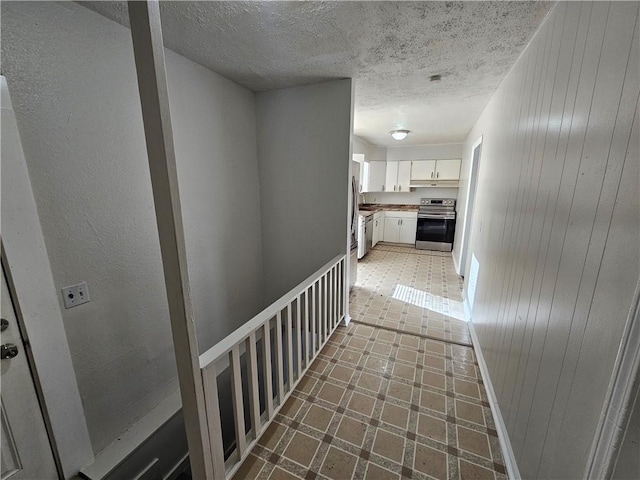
{"left": 233, "top": 246, "right": 506, "bottom": 480}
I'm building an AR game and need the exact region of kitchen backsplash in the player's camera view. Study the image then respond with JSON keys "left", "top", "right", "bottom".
{"left": 363, "top": 187, "right": 458, "bottom": 205}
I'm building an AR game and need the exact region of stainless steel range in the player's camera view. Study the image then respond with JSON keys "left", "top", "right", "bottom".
{"left": 415, "top": 198, "right": 456, "bottom": 252}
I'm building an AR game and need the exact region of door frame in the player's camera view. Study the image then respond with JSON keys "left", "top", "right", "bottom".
{"left": 585, "top": 278, "right": 640, "bottom": 478}
{"left": 1, "top": 76, "right": 94, "bottom": 478}
{"left": 1, "top": 262, "right": 59, "bottom": 479}
{"left": 457, "top": 136, "right": 482, "bottom": 277}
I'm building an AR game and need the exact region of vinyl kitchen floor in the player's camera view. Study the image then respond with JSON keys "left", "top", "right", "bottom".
{"left": 233, "top": 244, "right": 506, "bottom": 480}
{"left": 352, "top": 244, "right": 470, "bottom": 345}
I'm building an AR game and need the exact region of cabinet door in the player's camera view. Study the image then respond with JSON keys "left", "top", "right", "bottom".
{"left": 397, "top": 161, "right": 411, "bottom": 192}
{"left": 373, "top": 212, "right": 383, "bottom": 246}
{"left": 361, "top": 162, "right": 370, "bottom": 192}
{"left": 372, "top": 217, "right": 380, "bottom": 246}
{"left": 411, "top": 160, "right": 436, "bottom": 180}
{"left": 366, "top": 162, "right": 386, "bottom": 192}
{"left": 385, "top": 162, "right": 399, "bottom": 192}
{"left": 398, "top": 218, "right": 418, "bottom": 244}
{"left": 435, "top": 159, "right": 461, "bottom": 180}
{"left": 383, "top": 217, "right": 400, "bottom": 243}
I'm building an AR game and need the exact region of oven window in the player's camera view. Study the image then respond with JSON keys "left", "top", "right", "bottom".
{"left": 417, "top": 218, "right": 455, "bottom": 243}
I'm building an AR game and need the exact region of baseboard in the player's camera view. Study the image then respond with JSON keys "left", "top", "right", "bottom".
{"left": 79, "top": 390, "right": 188, "bottom": 480}
{"left": 585, "top": 278, "right": 640, "bottom": 478}
{"left": 468, "top": 322, "right": 521, "bottom": 480}
{"left": 165, "top": 454, "right": 189, "bottom": 480}
{"left": 452, "top": 251, "right": 461, "bottom": 276}
{"left": 463, "top": 298, "right": 472, "bottom": 323}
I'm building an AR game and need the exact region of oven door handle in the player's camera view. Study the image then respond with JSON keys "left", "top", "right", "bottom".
{"left": 418, "top": 214, "right": 455, "bottom": 220}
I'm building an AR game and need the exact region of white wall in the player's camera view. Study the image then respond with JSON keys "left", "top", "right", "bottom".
{"left": 386, "top": 143, "right": 462, "bottom": 161}
{"left": 457, "top": 2, "right": 639, "bottom": 478}
{"left": 256, "top": 80, "right": 353, "bottom": 303}
{"left": 166, "top": 50, "right": 264, "bottom": 352}
{"left": 352, "top": 134, "right": 386, "bottom": 161}
{"left": 1, "top": 1, "right": 264, "bottom": 455}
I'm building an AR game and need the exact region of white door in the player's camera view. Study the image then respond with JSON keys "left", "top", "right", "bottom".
{"left": 397, "top": 162, "right": 412, "bottom": 192}
{"left": 1, "top": 268, "right": 58, "bottom": 480}
{"left": 399, "top": 218, "right": 418, "bottom": 244}
{"left": 435, "top": 159, "right": 461, "bottom": 180}
{"left": 411, "top": 160, "right": 436, "bottom": 180}
{"left": 385, "top": 162, "right": 398, "bottom": 192}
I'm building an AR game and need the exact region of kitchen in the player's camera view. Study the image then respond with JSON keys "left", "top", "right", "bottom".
{"left": 350, "top": 139, "right": 465, "bottom": 288}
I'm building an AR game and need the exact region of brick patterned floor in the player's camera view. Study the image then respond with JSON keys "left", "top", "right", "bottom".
{"left": 233, "top": 245, "right": 506, "bottom": 480}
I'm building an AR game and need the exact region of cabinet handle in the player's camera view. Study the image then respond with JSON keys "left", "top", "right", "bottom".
{"left": 382, "top": 185, "right": 385, "bottom": 191}
{"left": 399, "top": 185, "right": 402, "bottom": 191}
{"left": 437, "top": 172, "right": 439, "bottom": 179}
{"left": 431, "top": 171, "right": 433, "bottom": 179}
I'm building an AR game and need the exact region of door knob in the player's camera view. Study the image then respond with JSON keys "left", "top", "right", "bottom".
{"left": 1, "top": 343, "right": 19, "bottom": 359}
{"left": 1, "top": 318, "right": 8, "bottom": 332}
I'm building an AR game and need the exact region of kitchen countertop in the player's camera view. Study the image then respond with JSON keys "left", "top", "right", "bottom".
{"left": 358, "top": 203, "right": 419, "bottom": 217}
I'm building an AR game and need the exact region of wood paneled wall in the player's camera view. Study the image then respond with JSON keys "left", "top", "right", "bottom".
{"left": 461, "top": 2, "right": 639, "bottom": 477}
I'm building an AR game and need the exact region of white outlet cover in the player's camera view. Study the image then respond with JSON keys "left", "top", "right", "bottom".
{"left": 61, "top": 282, "right": 90, "bottom": 309}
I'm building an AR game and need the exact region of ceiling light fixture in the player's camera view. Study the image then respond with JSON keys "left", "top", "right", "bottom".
{"left": 390, "top": 129, "right": 410, "bottom": 141}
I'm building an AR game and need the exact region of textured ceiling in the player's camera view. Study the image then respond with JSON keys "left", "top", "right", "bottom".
{"left": 81, "top": 1, "right": 552, "bottom": 146}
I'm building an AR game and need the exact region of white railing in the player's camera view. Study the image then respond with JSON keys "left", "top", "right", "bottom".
{"left": 198, "top": 254, "right": 347, "bottom": 478}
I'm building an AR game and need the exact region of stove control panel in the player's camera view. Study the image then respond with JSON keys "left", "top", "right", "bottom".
{"left": 420, "top": 198, "right": 456, "bottom": 207}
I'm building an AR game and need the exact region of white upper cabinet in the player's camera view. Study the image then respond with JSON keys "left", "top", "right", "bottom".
{"left": 363, "top": 161, "right": 386, "bottom": 192}
{"left": 411, "top": 160, "right": 437, "bottom": 180}
{"left": 384, "top": 161, "right": 411, "bottom": 192}
{"left": 385, "top": 161, "right": 399, "bottom": 192}
{"left": 397, "top": 161, "right": 411, "bottom": 192}
{"left": 411, "top": 159, "right": 461, "bottom": 182}
{"left": 434, "top": 159, "right": 461, "bottom": 180}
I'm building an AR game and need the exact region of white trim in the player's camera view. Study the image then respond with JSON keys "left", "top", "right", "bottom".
{"left": 468, "top": 321, "right": 521, "bottom": 480}
{"left": 458, "top": 135, "right": 483, "bottom": 277}
{"left": 463, "top": 298, "right": 472, "bottom": 323}
{"left": 452, "top": 250, "right": 461, "bottom": 276}
{"left": 127, "top": 2, "right": 211, "bottom": 478}
{"left": 345, "top": 80, "right": 356, "bottom": 328}
{"left": 79, "top": 390, "right": 182, "bottom": 479}
{"left": 203, "top": 255, "right": 347, "bottom": 479}
{"left": 585, "top": 277, "right": 640, "bottom": 479}
{"left": 470, "top": 136, "right": 484, "bottom": 152}
{"left": 1, "top": 76, "right": 94, "bottom": 478}
{"left": 165, "top": 455, "right": 190, "bottom": 480}
{"left": 198, "top": 254, "right": 345, "bottom": 368}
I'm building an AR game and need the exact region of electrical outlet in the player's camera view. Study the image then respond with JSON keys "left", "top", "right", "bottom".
{"left": 61, "top": 282, "right": 90, "bottom": 309}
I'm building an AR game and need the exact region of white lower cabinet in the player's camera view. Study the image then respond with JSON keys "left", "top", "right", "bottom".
{"left": 383, "top": 211, "right": 417, "bottom": 245}
{"left": 398, "top": 218, "right": 417, "bottom": 244}
{"left": 372, "top": 212, "right": 383, "bottom": 247}
{"left": 383, "top": 217, "right": 400, "bottom": 243}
